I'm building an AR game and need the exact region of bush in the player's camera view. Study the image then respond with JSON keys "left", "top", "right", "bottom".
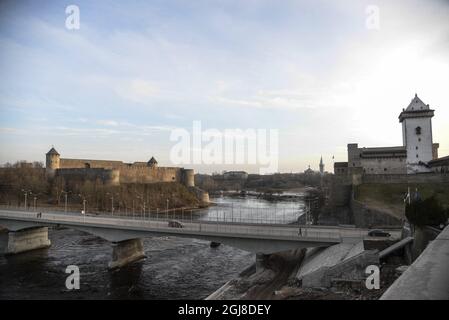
{"left": 405, "top": 196, "right": 448, "bottom": 227}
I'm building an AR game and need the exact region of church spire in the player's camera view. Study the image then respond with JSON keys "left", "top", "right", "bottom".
{"left": 319, "top": 156, "right": 324, "bottom": 174}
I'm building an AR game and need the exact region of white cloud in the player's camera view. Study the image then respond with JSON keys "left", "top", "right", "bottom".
{"left": 96, "top": 119, "right": 119, "bottom": 126}
{"left": 115, "top": 79, "right": 160, "bottom": 104}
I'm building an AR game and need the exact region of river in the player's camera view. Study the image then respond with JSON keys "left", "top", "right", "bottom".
{"left": 0, "top": 194, "right": 304, "bottom": 299}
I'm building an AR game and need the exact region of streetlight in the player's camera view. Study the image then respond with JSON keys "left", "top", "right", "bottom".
{"left": 136, "top": 194, "right": 145, "bottom": 220}
{"left": 21, "top": 189, "right": 31, "bottom": 210}
{"left": 78, "top": 193, "right": 87, "bottom": 219}
{"left": 106, "top": 192, "right": 114, "bottom": 216}
{"left": 166, "top": 199, "right": 169, "bottom": 220}
{"left": 62, "top": 190, "right": 71, "bottom": 213}
{"left": 28, "top": 191, "right": 39, "bottom": 212}
{"left": 132, "top": 199, "right": 135, "bottom": 219}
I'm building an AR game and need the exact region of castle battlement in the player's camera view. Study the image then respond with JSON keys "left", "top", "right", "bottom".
{"left": 46, "top": 149, "right": 194, "bottom": 187}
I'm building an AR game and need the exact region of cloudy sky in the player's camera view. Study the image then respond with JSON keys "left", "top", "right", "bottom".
{"left": 0, "top": 0, "right": 448, "bottom": 173}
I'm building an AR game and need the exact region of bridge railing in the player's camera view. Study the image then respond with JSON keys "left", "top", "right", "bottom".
{"left": 0, "top": 203, "right": 304, "bottom": 226}
{"left": 0, "top": 208, "right": 368, "bottom": 241}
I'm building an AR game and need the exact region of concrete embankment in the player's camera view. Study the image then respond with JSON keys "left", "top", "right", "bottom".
{"left": 207, "top": 238, "right": 405, "bottom": 300}
{"left": 381, "top": 225, "right": 449, "bottom": 300}
{"left": 206, "top": 249, "right": 305, "bottom": 300}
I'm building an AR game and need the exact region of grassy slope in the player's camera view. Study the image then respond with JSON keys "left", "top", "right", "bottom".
{"left": 355, "top": 182, "right": 449, "bottom": 219}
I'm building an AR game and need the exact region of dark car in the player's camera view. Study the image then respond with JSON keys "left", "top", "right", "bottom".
{"left": 168, "top": 220, "right": 183, "bottom": 228}
{"left": 368, "top": 229, "right": 391, "bottom": 237}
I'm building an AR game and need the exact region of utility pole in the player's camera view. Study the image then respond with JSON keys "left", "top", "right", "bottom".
{"left": 166, "top": 199, "right": 169, "bottom": 220}
{"left": 21, "top": 189, "right": 30, "bottom": 210}
{"left": 111, "top": 194, "right": 114, "bottom": 216}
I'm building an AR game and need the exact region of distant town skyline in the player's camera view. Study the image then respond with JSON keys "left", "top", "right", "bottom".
{"left": 1, "top": 0, "right": 449, "bottom": 174}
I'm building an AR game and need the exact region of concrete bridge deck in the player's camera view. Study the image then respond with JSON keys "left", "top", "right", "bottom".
{"left": 0, "top": 209, "right": 401, "bottom": 254}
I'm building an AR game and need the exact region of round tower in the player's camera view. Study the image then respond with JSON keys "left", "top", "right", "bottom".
{"left": 46, "top": 147, "right": 60, "bottom": 178}
{"left": 182, "top": 169, "right": 195, "bottom": 187}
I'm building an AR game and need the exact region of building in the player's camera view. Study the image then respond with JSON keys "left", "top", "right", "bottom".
{"left": 428, "top": 156, "right": 449, "bottom": 173}
{"left": 335, "top": 94, "right": 445, "bottom": 175}
{"left": 45, "top": 147, "right": 194, "bottom": 187}
{"left": 304, "top": 165, "right": 314, "bottom": 174}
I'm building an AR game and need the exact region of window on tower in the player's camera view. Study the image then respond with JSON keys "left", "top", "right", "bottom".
{"left": 415, "top": 126, "right": 421, "bottom": 135}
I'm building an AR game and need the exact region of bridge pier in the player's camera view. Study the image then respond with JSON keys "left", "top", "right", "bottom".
{"left": 6, "top": 227, "right": 51, "bottom": 255}
{"left": 108, "top": 238, "right": 145, "bottom": 269}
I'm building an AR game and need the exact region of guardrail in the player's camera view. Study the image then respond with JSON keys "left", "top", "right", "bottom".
{"left": 0, "top": 203, "right": 304, "bottom": 226}
{"left": 0, "top": 208, "right": 360, "bottom": 242}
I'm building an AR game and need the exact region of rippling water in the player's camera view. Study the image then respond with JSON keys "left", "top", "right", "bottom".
{"left": 0, "top": 195, "right": 304, "bottom": 300}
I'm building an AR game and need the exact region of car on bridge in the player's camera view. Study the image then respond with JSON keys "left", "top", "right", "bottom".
{"left": 168, "top": 220, "right": 183, "bottom": 228}
{"left": 368, "top": 229, "right": 391, "bottom": 237}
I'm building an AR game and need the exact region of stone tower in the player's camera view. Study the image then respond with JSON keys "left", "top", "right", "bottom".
{"left": 399, "top": 94, "right": 436, "bottom": 173}
{"left": 319, "top": 156, "right": 324, "bottom": 175}
{"left": 147, "top": 156, "right": 158, "bottom": 168}
{"left": 46, "top": 147, "right": 60, "bottom": 177}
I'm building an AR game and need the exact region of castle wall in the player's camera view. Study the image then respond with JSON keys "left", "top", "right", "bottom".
{"left": 55, "top": 168, "right": 119, "bottom": 186}
{"left": 359, "top": 157, "right": 406, "bottom": 174}
{"left": 119, "top": 166, "right": 183, "bottom": 184}
{"left": 361, "top": 173, "right": 449, "bottom": 184}
{"left": 59, "top": 158, "right": 123, "bottom": 170}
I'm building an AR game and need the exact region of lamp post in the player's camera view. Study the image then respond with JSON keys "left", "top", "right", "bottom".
{"left": 166, "top": 199, "right": 169, "bottom": 220}
{"left": 111, "top": 195, "right": 114, "bottom": 216}
{"left": 61, "top": 190, "right": 71, "bottom": 213}
{"left": 136, "top": 194, "right": 145, "bottom": 220}
{"left": 77, "top": 194, "right": 87, "bottom": 216}
{"left": 21, "top": 189, "right": 32, "bottom": 210}
{"left": 28, "top": 191, "right": 38, "bottom": 212}
{"left": 106, "top": 192, "right": 117, "bottom": 216}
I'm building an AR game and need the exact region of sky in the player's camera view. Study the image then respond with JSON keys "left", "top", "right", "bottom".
{"left": 0, "top": 0, "right": 448, "bottom": 174}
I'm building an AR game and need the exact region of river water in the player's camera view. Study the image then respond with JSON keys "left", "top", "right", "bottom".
{"left": 0, "top": 195, "right": 304, "bottom": 299}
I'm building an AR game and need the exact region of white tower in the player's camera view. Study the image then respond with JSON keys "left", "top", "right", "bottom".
{"left": 399, "top": 94, "right": 435, "bottom": 174}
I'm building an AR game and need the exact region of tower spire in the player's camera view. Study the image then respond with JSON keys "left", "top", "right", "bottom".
{"left": 319, "top": 155, "right": 324, "bottom": 175}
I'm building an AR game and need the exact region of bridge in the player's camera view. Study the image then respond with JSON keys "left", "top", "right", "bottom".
{"left": 0, "top": 208, "right": 400, "bottom": 269}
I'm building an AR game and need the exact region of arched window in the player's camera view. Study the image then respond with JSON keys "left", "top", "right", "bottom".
{"left": 415, "top": 126, "right": 421, "bottom": 135}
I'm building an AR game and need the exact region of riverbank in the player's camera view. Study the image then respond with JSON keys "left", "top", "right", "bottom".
{"left": 207, "top": 249, "right": 305, "bottom": 300}
{"left": 206, "top": 245, "right": 404, "bottom": 300}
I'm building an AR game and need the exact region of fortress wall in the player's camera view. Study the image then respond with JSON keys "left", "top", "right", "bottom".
{"left": 350, "top": 197, "right": 402, "bottom": 228}
{"left": 56, "top": 168, "right": 115, "bottom": 183}
{"left": 60, "top": 158, "right": 123, "bottom": 170}
{"left": 360, "top": 158, "right": 406, "bottom": 174}
{"left": 119, "top": 166, "right": 183, "bottom": 184}
{"left": 362, "top": 173, "right": 449, "bottom": 184}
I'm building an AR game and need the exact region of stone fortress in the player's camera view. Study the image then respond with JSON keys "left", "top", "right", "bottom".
{"left": 45, "top": 147, "right": 194, "bottom": 187}
{"left": 335, "top": 94, "right": 449, "bottom": 175}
